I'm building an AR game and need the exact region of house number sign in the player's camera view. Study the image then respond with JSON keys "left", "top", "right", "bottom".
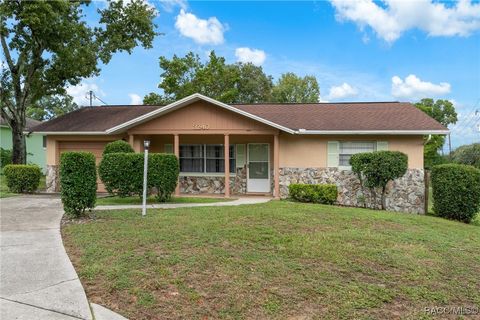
{"left": 193, "top": 124, "right": 210, "bottom": 130}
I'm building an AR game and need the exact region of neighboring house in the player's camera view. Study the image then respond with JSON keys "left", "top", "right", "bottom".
{"left": 33, "top": 93, "right": 448, "bottom": 213}
{"left": 0, "top": 116, "right": 46, "bottom": 172}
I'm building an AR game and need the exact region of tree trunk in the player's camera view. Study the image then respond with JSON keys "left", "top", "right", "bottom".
{"left": 11, "top": 125, "right": 27, "bottom": 164}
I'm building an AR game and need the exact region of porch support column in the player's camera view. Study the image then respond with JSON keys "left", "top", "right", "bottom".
{"left": 224, "top": 134, "right": 230, "bottom": 198}
{"left": 274, "top": 134, "right": 280, "bottom": 199}
{"left": 174, "top": 134, "right": 180, "bottom": 196}
{"left": 128, "top": 134, "right": 134, "bottom": 149}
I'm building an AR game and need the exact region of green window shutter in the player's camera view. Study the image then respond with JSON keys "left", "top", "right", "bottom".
{"left": 164, "top": 144, "right": 173, "bottom": 154}
{"left": 376, "top": 141, "right": 389, "bottom": 151}
{"left": 327, "top": 141, "right": 339, "bottom": 167}
{"left": 236, "top": 144, "right": 246, "bottom": 167}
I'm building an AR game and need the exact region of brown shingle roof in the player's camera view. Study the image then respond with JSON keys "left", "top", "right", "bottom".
{"left": 233, "top": 102, "right": 447, "bottom": 131}
{"left": 31, "top": 105, "right": 160, "bottom": 132}
{"left": 0, "top": 116, "right": 42, "bottom": 131}
{"left": 32, "top": 101, "right": 447, "bottom": 133}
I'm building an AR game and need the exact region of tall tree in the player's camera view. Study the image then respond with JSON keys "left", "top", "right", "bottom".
{"left": 271, "top": 72, "right": 320, "bottom": 103}
{"left": 144, "top": 51, "right": 273, "bottom": 104}
{"left": 1, "top": 0, "right": 157, "bottom": 164}
{"left": 27, "top": 94, "right": 79, "bottom": 121}
{"left": 415, "top": 98, "right": 458, "bottom": 168}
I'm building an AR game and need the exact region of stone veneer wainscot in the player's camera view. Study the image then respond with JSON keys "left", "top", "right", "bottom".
{"left": 278, "top": 167, "right": 425, "bottom": 214}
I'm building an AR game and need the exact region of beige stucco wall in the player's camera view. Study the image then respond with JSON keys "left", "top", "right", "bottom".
{"left": 279, "top": 134, "right": 424, "bottom": 169}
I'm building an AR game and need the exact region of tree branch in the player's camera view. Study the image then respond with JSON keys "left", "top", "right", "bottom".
{"left": 0, "top": 34, "right": 15, "bottom": 72}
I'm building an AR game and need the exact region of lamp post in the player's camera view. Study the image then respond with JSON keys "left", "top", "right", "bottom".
{"left": 142, "top": 140, "right": 150, "bottom": 217}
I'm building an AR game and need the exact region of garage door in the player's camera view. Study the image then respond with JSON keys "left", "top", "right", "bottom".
{"left": 58, "top": 141, "right": 110, "bottom": 192}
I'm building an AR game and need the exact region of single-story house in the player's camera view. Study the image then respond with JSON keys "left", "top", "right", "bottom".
{"left": 32, "top": 93, "right": 448, "bottom": 213}
{"left": 1, "top": 116, "right": 46, "bottom": 171}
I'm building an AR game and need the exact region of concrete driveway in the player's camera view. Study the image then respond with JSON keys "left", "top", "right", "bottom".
{"left": 0, "top": 195, "right": 92, "bottom": 320}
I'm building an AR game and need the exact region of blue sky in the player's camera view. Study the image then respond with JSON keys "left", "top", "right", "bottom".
{"left": 71, "top": 0, "right": 480, "bottom": 149}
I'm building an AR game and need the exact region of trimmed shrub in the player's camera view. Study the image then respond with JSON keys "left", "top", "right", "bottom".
{"left": 431, "top": 164, "right": 480, "bottom": 223}
{"left": 3, "top": 164, "right": 41, "bottom": 193}
{"left": 289, "top": 184, "right": 337, "bottom": 204}
{"left": 350, "top": 151, "right": 408, "bottom": 210}
{"left": 99, "top": 153, "right": 179, "bottom": 202}
{"left": 103, "top": 140, "right": 134, "bottom": 155}
{"left": 1, "top": 148, "right": 12, "bottom": 168}
{"left": 60, "top": 152, "right": 97, "bottom": 217}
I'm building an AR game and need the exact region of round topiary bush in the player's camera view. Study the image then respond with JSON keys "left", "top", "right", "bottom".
{"left": 103, "top": 140, "right": 134, "bottom": 155}
{"left": 431, "top": 164, "right": 480, "bottom": 223}
{"left": 350, "top": 151, "right": 408, "bottom": 210}
{"left": 60, "top": 152, "right": 97, "bottom": 217}
{"left": 3, "top": 164, "right": 41, "bottom": 193}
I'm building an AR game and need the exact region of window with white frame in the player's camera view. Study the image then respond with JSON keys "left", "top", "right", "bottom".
{"left": 339, "top": 141, "right": 376, "bottom": 166}
{"left": 179, "top": 144, "right": 235, "bottom": 173}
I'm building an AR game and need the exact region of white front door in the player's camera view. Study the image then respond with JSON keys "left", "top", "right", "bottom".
{"left": 247, "top": 143, "right": 270, "bottom": 193}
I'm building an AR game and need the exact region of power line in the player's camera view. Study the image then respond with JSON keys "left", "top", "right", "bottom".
{"left": 84, "top": 90, "right": 108, "bottom": 106}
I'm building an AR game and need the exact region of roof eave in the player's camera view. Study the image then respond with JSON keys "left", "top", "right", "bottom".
{"left": 295, "top": 129, "right": 450, "bottom": 135}
{"left": 33, "top": 131, "right": 108, "bottom": 135}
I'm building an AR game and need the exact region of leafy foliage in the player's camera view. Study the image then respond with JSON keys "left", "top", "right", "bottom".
{"left": 0, "top": 148, "right": 12, "bottom": 168}
{"left": 451, "top": 143, "right": 480, "bottom": 168}
{"left": 415, "top": 99, "right": 457, "bottom": 169}
{"left": 0, "top": 0, "right": 157, "bottom": 164}
{"left": 350, "top": 151, "right": 408, "bottom": 210}
{"left": 288, "top": 184, "right": 337, "bottom": 204}
{"left": 145, "top": 51, "right": 324, "bottom": 104}
{"left": 60, "top": 152, "right": 97, "bottom": 217}
{"left": 271, "top": 72, "right": 320, "bottom": 103}
{"left": 103, "top": 140, "right": 134, "bottom": 155}
{"left": 431, "top": 164, "right": 480, "bottom": 223}
{"left": 3, "top": 164, "right": 41, "bottom": 193}
{"left": 99, "top": 153, "right": 179, "bottom": 202}
{"left": 27, "top": 94, "right": 79, "bottom": 121}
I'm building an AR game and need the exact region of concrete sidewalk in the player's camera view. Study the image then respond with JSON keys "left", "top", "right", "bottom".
{"left": 94, "top": 196, "right": 272, "bottom": 211}
{"left": 0, "top": 195, "right": 92, "bottom": 320}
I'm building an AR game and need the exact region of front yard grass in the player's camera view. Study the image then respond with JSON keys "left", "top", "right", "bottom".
{"left": 62, "top": 201, "right": 480, "bottom": 320}
{"left": 96, "top": 195, "right": 234, "bottom": 205}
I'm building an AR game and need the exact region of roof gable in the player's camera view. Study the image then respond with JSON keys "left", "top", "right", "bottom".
{"left": 128, "top": 99, "right": 278, "bottom": 134}
{"left": 106, "top": 93, "right": 294, "bottom": 134}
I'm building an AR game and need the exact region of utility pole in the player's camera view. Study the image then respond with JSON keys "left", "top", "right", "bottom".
{"left": 89, "top": 90, "right": 93, "bottom": 106}
{"left": 448, "top": 133, "right": 452, "bottom": 159}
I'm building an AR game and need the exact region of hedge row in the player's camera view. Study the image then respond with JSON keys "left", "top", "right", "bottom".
{"left": 289, "top": 184, "right": 337, "bottom": 204}
{"left": 3, "top": 164, "right": 41, "bottom": 193}
{"left": 60, "top": 152, "right": 97, "bottom": 217}
{"left": 431, "top": 164, "right": 480, "bottom": 223}
{"left": 98, "top": 153, "right": 179, "bottom": 202}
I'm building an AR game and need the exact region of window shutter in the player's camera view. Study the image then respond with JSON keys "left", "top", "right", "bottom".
{"left": 376, "top": 141, "right": 389, "bottom": 151}
{"left": 236, "top": 144, "right": 246, "bottom": 167}
{"left": 327, "top": 141, "right": 339, "bottom": 167}
{"left": 164, "top": 144, "right": 173, "bottom": 154}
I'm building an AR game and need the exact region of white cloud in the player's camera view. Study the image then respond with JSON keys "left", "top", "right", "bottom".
{"left": 325, "top": 82, "right": 358, "bottom": 100}
{"left": 234, "top": 47, "right": 266, "bottom": 66}
{"left": 175, "top": 9, "right": 225, "bottom": 45}
{"left": 330, "top": 0, "right": 480, "bottom": 43}
{"left": 129, "top": 93, "right": 143, "bottom": 105}
{"left": 391, "top": 74, "right": 451, "bottom": 100}
{"left": 66, "top": 79, "right": 106, "bottom": 106}
{"left": 158, "top": 0, "right": 187, "bottom": 12}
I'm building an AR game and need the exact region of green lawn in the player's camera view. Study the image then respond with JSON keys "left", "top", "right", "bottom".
{"left": 96, "top": 195, "right": 234, "bottom": 205}
{"left": 62, "top": 201, "right": 480, "bottom": 320}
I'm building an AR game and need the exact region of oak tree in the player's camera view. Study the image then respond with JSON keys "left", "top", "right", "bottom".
{"left": 1, "top": 0, "right": 157, "bottom": 163}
